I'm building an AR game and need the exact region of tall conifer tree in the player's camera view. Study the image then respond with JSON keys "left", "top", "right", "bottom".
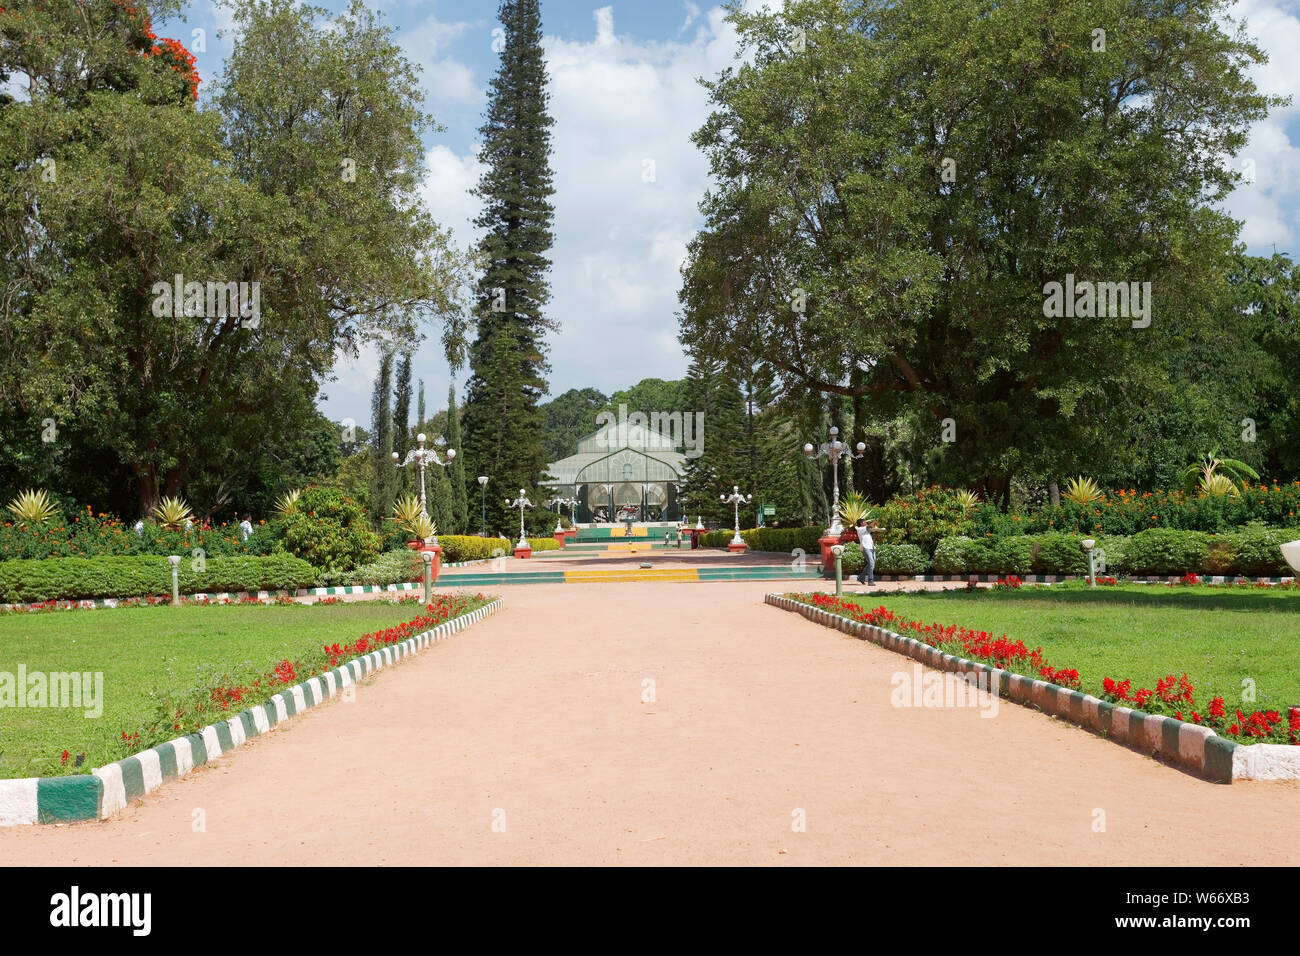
{"left": 446, "top": 383, "right": 469, "bottom": 533}
{"left": 368, "top": 348, "right": 395, "bottom": 526}
{"left": 392, "top": 352, "right": 413, "bottom": 498}
{"left": 460, "top": 0, "right": 556, "bottom": 533}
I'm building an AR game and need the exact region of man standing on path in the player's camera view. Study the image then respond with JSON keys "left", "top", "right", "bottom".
{"left": 855, "top": 517, "right": 880, "bottom": 586}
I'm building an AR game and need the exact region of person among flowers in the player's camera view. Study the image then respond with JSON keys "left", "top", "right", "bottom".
{"left": 238, "top": 513, "right": 254, "bottom": 541}
{"left": 854, "top": 516, "right": 882, "bottom": 587}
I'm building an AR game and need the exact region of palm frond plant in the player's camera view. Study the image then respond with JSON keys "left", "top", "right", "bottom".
{"left": 6, "top": 489, "right": 58, "bottom": 527}
{"left": 1063, "top": 476, "right": 1104, "bottom": 505}
{"left": 838, "top": 491, "right": 873, "bottom": 526}
{"left": 274, "top": 489, "right": 302, "bottom": 520}
{"left": 150, "top": 495, "right": 193, "bottom": 532}
{"left": 1183, "top": 448, "right": 1260, "bottom": 494}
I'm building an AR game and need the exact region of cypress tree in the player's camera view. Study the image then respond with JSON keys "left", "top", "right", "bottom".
{"left": 368, "top": 348, "right": 395, "bottom": 526}
{"left": 446, "top": 383, "right": 469, "bottom": 533}
{"left": 679, "top": 357, "right": 747, "bottom": 523}
{"left": 416, "top": 379, "right": 426, "bottom": 435}
{"left": 460, "top": 0, "right": 556, "bottom": 533}
{"left": 392, "top": 352, "right": 413, "bottom": 498}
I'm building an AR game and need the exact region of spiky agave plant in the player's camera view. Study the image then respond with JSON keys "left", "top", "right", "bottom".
{"left": 150, "top": 495, "right": 193, "bottom": 531}
{"left": 1063, "top": 476, "right": 1104, "bottom": 505}
{"left": 838, "top": 491, "right": 873, "bottom": 526}
{"left": 1201, "top": 472, "right": 1241, "bottom": 497}
{"left": 956, "top": 489, "right": 981, "bottom": 513}
{"left": 274, "top": 488, "right": 302, "bottom": 520}
{"left": 6, "top": 489, "right": 58, "bottom": 526}
{"left": 391, "top": 494, "right": 425, "bottom": 535}
{"left": 408, "top": 511, "right": 437, "bottom": 543}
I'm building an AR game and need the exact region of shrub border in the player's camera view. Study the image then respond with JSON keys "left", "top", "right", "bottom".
{"left": 765, "top": 593, "right": 1300, "bottom": 783}
{"left": 820, "top": 572, "right": 1296, "bottom": 584}
{"left": 0, "top": 598, "right": 503, "bottom": 826}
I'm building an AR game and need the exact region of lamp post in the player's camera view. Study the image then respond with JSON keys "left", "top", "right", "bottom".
{"left": 507, "top": 489, "right": 532, "bottom": 550}
{"left": 549, "top": 495, "right": 578, "bottom": 534}
{"left": 721, "top": 485, "right": 752, "bottom": 553}
{"left": 392, "top": 432, "right": 455, "bottom": 517}
{"left": 803, "top": 426, "right": 865, "bottom": 537}
{"left": 477, "top": 476, "right": 489, "bottom": 537}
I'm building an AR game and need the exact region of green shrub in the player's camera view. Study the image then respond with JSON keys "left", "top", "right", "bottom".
{"left": 877, "top": 542, "right": 930, "bottom": 575}
{"left": 277, "top": 486, "right": 380, "bottom": 572}
{"left": 1203, "top": 535, "right": 1237, "bottom": 575}
{"left": 1121, "top": 528, "right": 1210, "bottom": 575}
{"left": 699, "top": 526, "right": 824, "bottom": 554}
{"left": 966, "top": 536, "right": 1035, "bottom": 575}
{"left": 0, "top": 554, "right": 319, "bottom": 603}
{"left": 1030, "top": 533, "right": 1090, "bottom": 574}
{"left": 874, "top": 487, "right": 974, "bottom": 553}
{"left": 932, "top": 536, "right": 973, "bottom": 574}
{"left": 439, "top": 535, "right": 512, "bottom": 563}
{"left": 317, "top": 549, "right": 424, "bottom": 587}
{"left": 1226, "top": 527, "right": 1300, "bottom": 576}
{"left": 1097, "top": 535, "right": 1129, "bottom": 574}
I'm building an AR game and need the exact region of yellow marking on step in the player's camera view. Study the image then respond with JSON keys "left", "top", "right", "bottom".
{"left": 564, "top": 568, "right": 699, "bottom": 583}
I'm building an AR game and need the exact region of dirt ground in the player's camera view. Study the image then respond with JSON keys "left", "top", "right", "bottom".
{"left": 4, "top": 579, "right": 1298, "bottom": 865}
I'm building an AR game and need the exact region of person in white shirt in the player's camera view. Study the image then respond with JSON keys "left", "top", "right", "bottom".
{"left": 855, "top": 517, "right": 881, "bottom": 586}
{"left": 239, "top": 514, "right": 254, "bottom": 541}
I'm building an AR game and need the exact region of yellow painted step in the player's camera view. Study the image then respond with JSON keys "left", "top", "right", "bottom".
{"left": 564, "top": 568, "right": 699, "bottom": 583}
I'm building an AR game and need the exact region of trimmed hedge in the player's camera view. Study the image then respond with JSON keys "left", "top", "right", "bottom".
{"left": 699, "top": 526, "right": 824, "bottom": 554}
{"left": 839, "top": 542, "right": 930, "bottom": 575}
{"left": 929, "top": 527, "right": 1300, "bottom": 576}
{"left": 0, "top": 554, "right": 320, "bottom": 603}
{"left": 439, "top": 535, "right": 512, "bottom": 562}
{"left": 316, "top": 548, "right": 423, "bottom": 588}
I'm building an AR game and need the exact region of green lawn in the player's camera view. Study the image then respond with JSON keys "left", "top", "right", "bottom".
{"left": 0, "top": 599, "right": 464, "bottom": 778}
{"left": 836, "top": 582, "right": 1300, "bottom": 709}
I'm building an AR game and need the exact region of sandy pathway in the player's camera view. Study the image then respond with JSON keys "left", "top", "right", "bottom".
{"left": 4, "top": 580, "right": 1297, "bottom": 865}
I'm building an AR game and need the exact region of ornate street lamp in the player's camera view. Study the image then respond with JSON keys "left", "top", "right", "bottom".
{"left": 549, "top": 494, "right": 579, "bottom": 534}
{"left": 721, "top": 485, "right": 753, "bottom": 549}
{"left": 477, "top": 475, "right": 489, "bottom": 537}
{"left": 392, "top": 432, "right": 455, "bottom": 517}
{"left": 506, "top": 488, "right": 532, "bottom": 549}
{"left": 803, "top": 426, "right": 865, "bottom": 536}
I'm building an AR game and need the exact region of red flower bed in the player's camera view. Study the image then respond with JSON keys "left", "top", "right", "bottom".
{"left": 1100, "top": 673, "right": 1299, "bottom": 744}
{"left": 799, "top": 592, "right": 1081, "bottom": 690}
{"left": 792, "top": 592, "right": 1297, "bottom": 745}
{"left": 115, "top": 594, "right": 489, "bottom": 757}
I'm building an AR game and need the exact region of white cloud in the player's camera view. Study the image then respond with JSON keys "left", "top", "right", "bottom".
{"left": 539, "top": 5, "right": 741, "bottom": 396}
{"left": 421, "top": 143, "right": 484, "bottom": 240}
{"left": 1217, "top": 0, "right": 1300, "bottom": 254}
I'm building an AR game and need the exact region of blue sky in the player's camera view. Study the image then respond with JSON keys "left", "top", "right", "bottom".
{"left": 173, "top": 0, "right": 1300, "bottom": 430}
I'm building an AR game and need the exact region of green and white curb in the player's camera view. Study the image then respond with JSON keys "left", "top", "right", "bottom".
{"left": 0, "top": 598, "right": 503, "bottom": 826}
{"left": 767, "top": 593, "right": 1300, "bottom": 783}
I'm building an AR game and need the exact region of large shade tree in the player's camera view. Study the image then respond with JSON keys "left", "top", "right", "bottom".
{"left": 678, "top": 0, "right": 1281, "bottom": 505}
{"left": 0, "top": 0, "right": 468, "bottom": 516}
